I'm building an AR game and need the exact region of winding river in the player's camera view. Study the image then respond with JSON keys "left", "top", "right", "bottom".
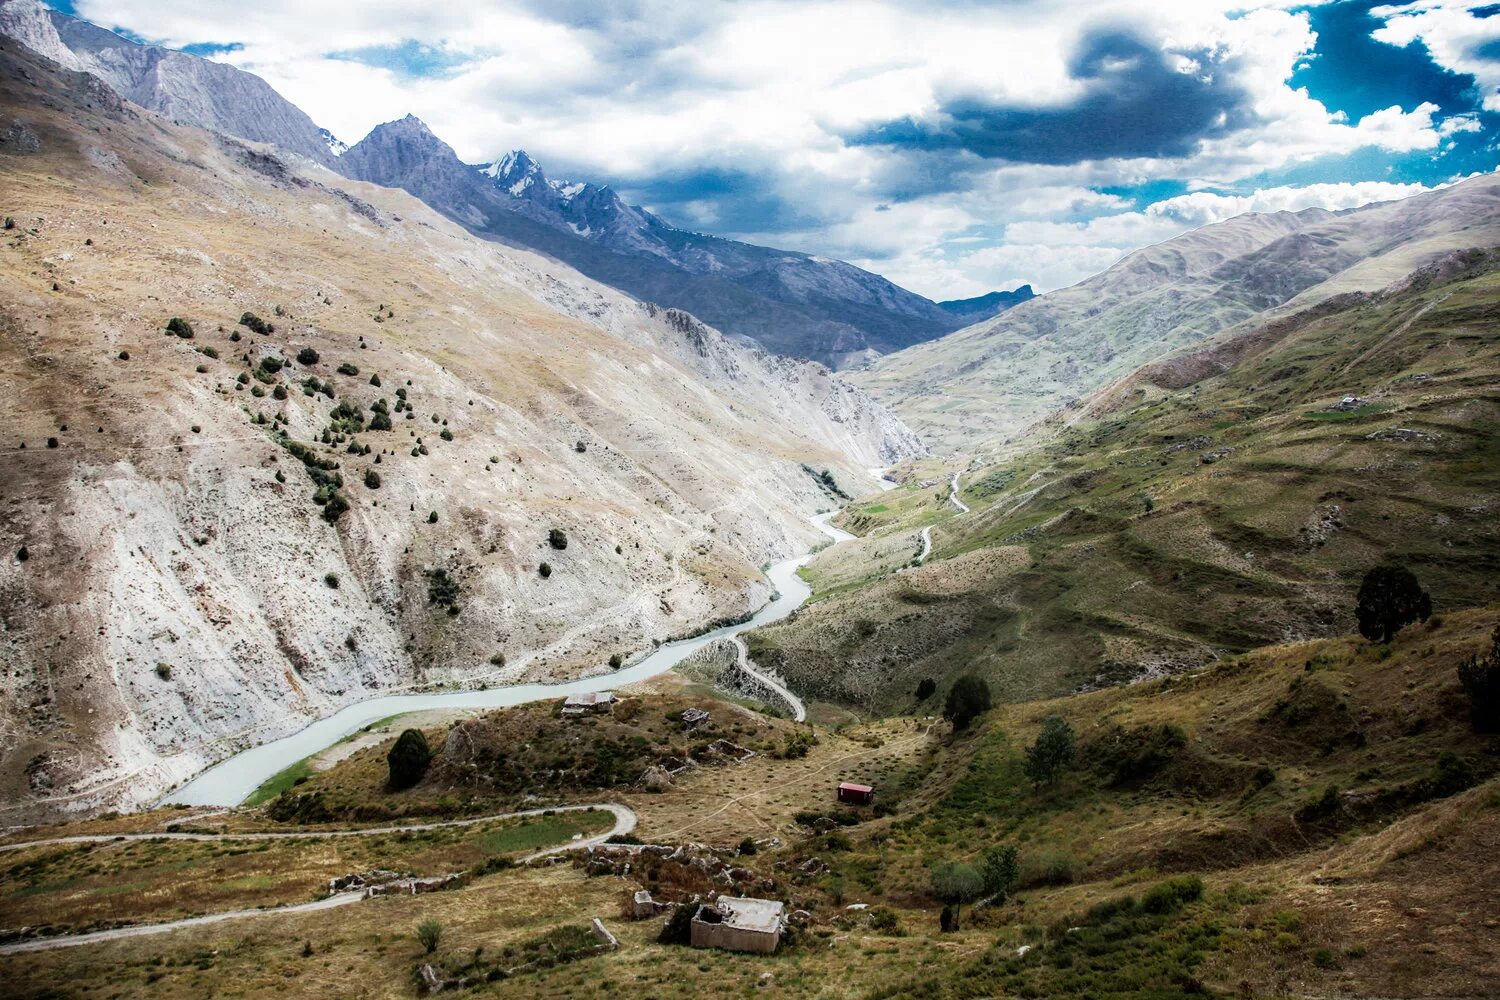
{"left": 166, "top": 512, "right": 854, "bottom": 807}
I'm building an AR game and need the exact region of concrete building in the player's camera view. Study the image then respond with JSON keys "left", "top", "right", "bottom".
{"left": 689, "top": 896, "right": 785, "bottom": 954}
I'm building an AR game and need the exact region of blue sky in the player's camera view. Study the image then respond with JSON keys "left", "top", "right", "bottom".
{"left": 58, "top": 1, "right": 1500, "bottom": 298}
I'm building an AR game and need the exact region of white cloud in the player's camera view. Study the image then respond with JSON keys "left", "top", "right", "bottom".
{"left": 1374, "top": 1, "right": 1500, "bottom": 111}
{"left": 68, "top": 0, "right": 1481, "bottom": 300}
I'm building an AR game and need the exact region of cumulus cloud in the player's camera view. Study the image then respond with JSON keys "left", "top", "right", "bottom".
{"left": 67, "top": 0, "right": 1491, "bottom": 299}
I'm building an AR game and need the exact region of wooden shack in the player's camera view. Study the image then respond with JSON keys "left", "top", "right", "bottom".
{"left": 689, "top": 896, "right": 785, "bottom": 954}
{"left": 837, "top": 782, "right": 875, "bottom": 806}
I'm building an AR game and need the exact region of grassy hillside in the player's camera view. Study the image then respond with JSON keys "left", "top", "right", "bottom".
{"left": 3, "top": 609, "right": 1494, "bottom": 998}
{"left": 750, "top": 251, "right": 1500, "bottom": 713}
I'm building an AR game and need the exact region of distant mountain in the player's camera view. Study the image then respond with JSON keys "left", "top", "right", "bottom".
{"left": 0, "top": 0, "right": 341, "bottom": 167}
{"left": 936, "top": 285, "right": 1034, "bottom": 326}
{"left": 349, "top": 125, "right": 1021, "bottom": 367}
{"left": 857, "top": 174, "right": 1500, "bottom": 452}
{"left": 0, "top": 2, "right": 1031, "bottom": 368}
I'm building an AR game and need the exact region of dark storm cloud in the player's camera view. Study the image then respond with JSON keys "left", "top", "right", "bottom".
{"left": 849, "top": 30, "right": 1258, "bottom": 165}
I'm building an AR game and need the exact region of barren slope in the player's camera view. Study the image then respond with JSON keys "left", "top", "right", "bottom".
{"left": 0, "top": 39, "right": 917, "bottom": 819}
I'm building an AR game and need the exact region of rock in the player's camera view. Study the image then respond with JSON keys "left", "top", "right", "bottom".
{"left": 640, "top": 765, "right": 675, "bottom": 791}
{"left": 0, "top": 119, "right": 40, "bottom": 154}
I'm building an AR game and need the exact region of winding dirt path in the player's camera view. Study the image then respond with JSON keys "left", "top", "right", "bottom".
{"left": 729, "top": 636, "right": 806, "bottom": 722}
{"left": 0, "top": 803, "right": 635, "bottom": 956}
{"left": 948, "top": 471, "right": 970, "bottom": 514}
{"left": 916, "top": 526, "right": 933, "bottom": 563}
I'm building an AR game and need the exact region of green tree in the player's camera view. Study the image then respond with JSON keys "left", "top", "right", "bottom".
{"left": 1458, "top": 623, "right": 1500, "bottom": 733}
{"left": 915, "top": 677, "right": 936, "bottom": 701}
{"left": 415, "top": 918, "right": 442, "bottom": 954}
{"left": 930, "top": 862, "right": 984, "bottom": 929}
{"left": 1024, "top": 716, "right": 1076, "bottom": 786}
{"left": 548, "top": 527, "right": 568, "bottom": 550}
{"left": 387, "top": 728, "right": 432, "bottom": 790}
{"left": 296, "top": 347, "right": 320, "bottom": 365}
{"left": 979, "top": 843, "right": 1020, "bottom": 900}
{"left": 1355, "top": 563, "right": 1432, "bottom": 643}
{"left": 943, "top": 675, "right": 992, "bottom": 731}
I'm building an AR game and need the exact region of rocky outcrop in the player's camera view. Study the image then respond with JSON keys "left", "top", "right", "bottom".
{"left": 0, "top": 0, "right": 341, "bottom": 166}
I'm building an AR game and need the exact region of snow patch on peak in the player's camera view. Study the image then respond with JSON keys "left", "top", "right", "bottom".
{"left": 320, "top": 128, "right": 347, "bottom": 157}
{"left": 553, "top": 180, "right": 587, "bottom": 201}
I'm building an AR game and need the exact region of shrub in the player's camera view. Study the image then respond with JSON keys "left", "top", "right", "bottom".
{"left": 426, "top": 567, "right": 461, "bottom": 613}
{"left": 538, "top": 561, "right": 552, "bottom": 578}
{"left": 416, "top": 918, "right": 442, "bottom": 954}
{"left": 46, "top": 437, "right": 58, "bottom": 449}
{"left": 272, "top": 384, "right": 288, "bottom": 400}
{"left": 1355, "top": 563, "right": 1431, "bottom": 643}
{"left": 321, "top": 490, "right": 350, "bottom": 523}
{"left": 388, "top": 728, "right": 432, "bottom": 789}
{"left": 336, "top": 362, "right": 359, "bottom": 376}
{"left": 369, "top": 373, "right": 381, "bottom": 387}
{"left": 117, "top": 350, "right": 129, "bottom": 360}
{"left": 166, "top": 317, "right": 194, "bottom": 338}
{"left": 364, "top": 468, "right": 381, "bottom": 489}
{"left": 15, "top": 545, "right": 28, "bottom": 562}
{"left": 259, "top": 356, "right": 283, "bottom": 374}
{"left": 944, "top": 675, "right": 992, "bottom": 731}
{"left": 296, "top": 347, "right": 320, "bottom": 365}
{"left": 574, "top": 440, "right": 587, "bottom": 453}
{"left": 737, "top": 836, "right": 758, "bottom": 856}
{"left": 548, "top": 528, "right": 568, "bottom": 550}
{"left": 915, "top": 677, "right": 936, "bottom": 701}
{"left": 239, "top": 312, "right": 273, "bottom": 334}
{"left": 1024, "top": 716, "right": 1076, "bottom": 786}
{"left": 427, "top": 510, "right": 438, "bottom": 524}
{"left": 609, "top": 653, "right": 624, "bottom": 669}
{"left": 979, "top": 843, "right": 1020, "bottom": 899}
{"left": 1140, "top": 875, "right": 1203, "bottom": 914}
{"left": 324, "top": 572, "right": 339, "bottom": 589}
{"left": 155, "top": 662, "right": 172, "bottom": 680}
{"left": 658, "top": 904, "right": 695, "bottom": 945}
{"left": 1457, "top": 623, "right": 1500, "bottom": 732}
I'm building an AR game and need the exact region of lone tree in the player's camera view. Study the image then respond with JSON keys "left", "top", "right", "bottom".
{"left": 915, "top": 677, "right": 937, "bottom": 701}
{"left": 1458, "top": 623, "right": 1500, "bottom": 733}
{"left": 930, "top": 861, "right": 984, "bottom": 929}
{"left": 1024, "top": 716, "right": 1076, "bottom": 786}
{"left": 1355, "top": 563, "right": 1432, "bottom": 643}
{"left": 944, "top": 675, "right": 992, "bottom": 731}
{"left": 415, "top": 918, "right": 442, "bottom": 954}
{"left": 387, "top": 728, "right": 431, "bottom": 789}
{"left": 979, "top": 843, "right": 1020, "bottom": 900}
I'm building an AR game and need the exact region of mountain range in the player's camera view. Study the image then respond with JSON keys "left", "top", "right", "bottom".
{"left": 856, "top": 175, "right": 1500, "bottom": 452}
{"left": 0, "top": 0, "right": 1027, "bottom": 369}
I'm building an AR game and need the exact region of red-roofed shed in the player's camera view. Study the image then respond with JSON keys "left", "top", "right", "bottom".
{"left": 837, "top": 782, "right": 875, "bottom": 806}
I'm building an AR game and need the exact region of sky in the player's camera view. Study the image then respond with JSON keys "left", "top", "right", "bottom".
{"left": 53, "top": 0, "right": 1500, "bottom": 300}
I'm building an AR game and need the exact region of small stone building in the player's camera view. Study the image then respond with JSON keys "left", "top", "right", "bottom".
{"left": 689, "top": 896, "right": 785, "bottom": 954}
{"left": 562, "top": 691, "right": 616, "bottom": 716}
